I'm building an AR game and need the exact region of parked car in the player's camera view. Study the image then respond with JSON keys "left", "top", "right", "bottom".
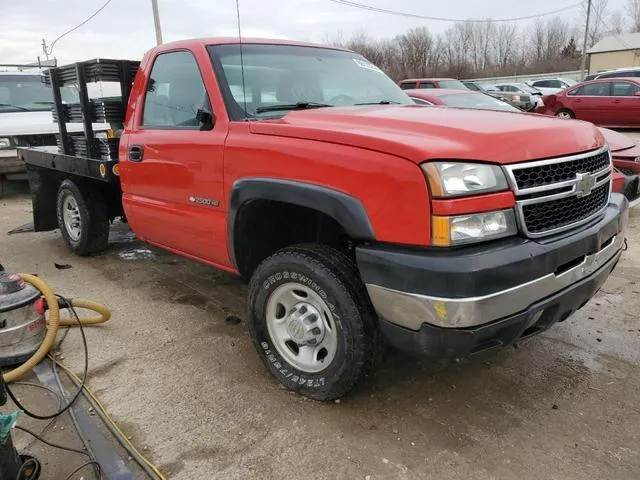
{"left": 585, "top": 67, "right": 640, "bottom": 81}
{"left": 461, "top": 82, "right": 537, "bottom": 111}
{"left": 484, "top": 84, "right": 539, "bottom": 111}
{"left": 527, "top": 78, "right": 576, "bottom": 94}
{"left": 536, "top": 78, "right": 640, "bottom": 127}
{"left": 494, "top": 83, "right": 544, "bottom": 107}
{"left": 462, "top": 81, "right": 483, "bottom": 91}
{"left": 603, "top": 127, "right": 640, "bottom": 203}
{"left": 406, "top": 88, "right": 517, "bottom": 112}
{"left": 398, "top": 78, "right": 468, "bottom": 90}
{"left": 407, "top": 88, "right": 640, "bottom": 202}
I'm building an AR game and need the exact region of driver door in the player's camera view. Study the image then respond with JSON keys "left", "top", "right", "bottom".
{"left": 120, "top": 50, "right": 228, "bottom": 264}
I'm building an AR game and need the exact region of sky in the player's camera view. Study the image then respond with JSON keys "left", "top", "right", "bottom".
{"left": 0, "top": 0, "right": 628, "bottom": 65}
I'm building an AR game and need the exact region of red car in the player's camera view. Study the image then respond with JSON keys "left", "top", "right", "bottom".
{"left": 536, "top": 78, "right": 640, "bottom": 127}
{"left": 407, "top": 88, "right": 640, "bottom": 202}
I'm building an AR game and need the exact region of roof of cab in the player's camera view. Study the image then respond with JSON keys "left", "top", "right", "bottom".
{"left": 151, "top": 37, "right": 352, "bottom": 53}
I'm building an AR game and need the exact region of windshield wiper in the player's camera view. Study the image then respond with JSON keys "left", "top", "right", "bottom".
{"left": 0, "top": 103, "right": 30, "bottom": 112}
{"left": 255, "top": 102, "right": 333, "bottom": 114}
{"left": 354, "top": 100, "right": 401, "bottom": 105}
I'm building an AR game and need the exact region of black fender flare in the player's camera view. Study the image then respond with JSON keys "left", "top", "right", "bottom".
{"left": 228, "top": 178, "right": 375, "bottom": 267}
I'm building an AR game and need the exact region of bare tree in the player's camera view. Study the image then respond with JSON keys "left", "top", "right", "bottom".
{"left": 493, "top": 23, "right": 517, "bottom": 69}
{"left": 334, "top": 10, "right": 591, "bottom": 82}
{"left": 608, "top": 10, "right": 625, "bottom": 35}
{"left": 582, "top": 0, "right": 610, "bottom": 47}
{"left": 396, "top": 27, "right": 434, "bottom": 78}
{"left": 627, "top": 0, "right": 640, "bottom": 32}
{"left": 544, "top": 17, "right": 570, "bottom": 59}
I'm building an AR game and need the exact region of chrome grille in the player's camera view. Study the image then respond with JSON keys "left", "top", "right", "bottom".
{"left": 505, "top": 147, "right": 612, "bottom": 238}
{"left": 522, "top": 181, "right": 610, "bottom": 233}
{"left": 512, "top": 149, "right": 610, "bottom": 189}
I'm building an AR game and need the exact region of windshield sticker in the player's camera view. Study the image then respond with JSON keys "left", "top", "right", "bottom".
{"left": 352, "top": 58, "right": 383, "bottom": 73}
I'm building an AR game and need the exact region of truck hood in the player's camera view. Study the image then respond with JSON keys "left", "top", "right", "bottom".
{"left": 0, "top": 111, "right": 109, "bottom": 136}
{"left": 250, "top": 105, "right": 604, "bottom": 164}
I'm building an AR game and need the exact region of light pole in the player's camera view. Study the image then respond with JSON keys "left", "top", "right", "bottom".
{"left": 580, "top": 0, "right": 593, "bottom": 80}
{"left": 151, "top": 0, "right": 163, "bottom": 45}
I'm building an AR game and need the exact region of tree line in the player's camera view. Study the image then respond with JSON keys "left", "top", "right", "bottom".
{"left": 327, "top": 0, "right": 640, "bottom": 81}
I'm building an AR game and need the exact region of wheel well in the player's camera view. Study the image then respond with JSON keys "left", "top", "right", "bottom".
{"left": 234, "top": 199, "right": 350, "bottom": 280}
{"left": 27, "top": 167, "right": 123, "bottom": 232}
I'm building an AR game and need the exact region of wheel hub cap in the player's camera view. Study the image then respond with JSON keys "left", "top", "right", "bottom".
{"left": 265, "top": 282, "right": 338, "bottom": 374}
{"left": 62, "top": 196, "right": 81, "bottom": 241}
{"left": 286, "top": 302, "right": 325, "bottom": 345}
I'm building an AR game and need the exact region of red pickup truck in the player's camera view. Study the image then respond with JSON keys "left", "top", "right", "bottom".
{"left": 19, "top": 38, "right": 628, "bottom": 400}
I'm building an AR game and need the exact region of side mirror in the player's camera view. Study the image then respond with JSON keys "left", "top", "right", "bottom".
{"left": 196, "top": 109, "right": 215, "bottom": 130}
{"left": 634, "top": 91, "right": 640, "bottom": 97}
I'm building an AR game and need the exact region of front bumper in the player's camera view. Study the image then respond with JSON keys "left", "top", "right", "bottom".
{"left": 356, "top": 194, "right": 628, "bottom": 356}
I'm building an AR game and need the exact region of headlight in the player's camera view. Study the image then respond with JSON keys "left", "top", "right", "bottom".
{"left": 422, "top": 162, "right": 509, "bottom": 197}
{"left": 432, "top": 209, "right": 518, "bottom": 246}
{"left": 0, "top": 138, "right": 11, "bottom": 149}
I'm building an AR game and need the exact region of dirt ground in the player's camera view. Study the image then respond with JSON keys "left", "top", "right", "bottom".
{"left": 2, "top": 159, "right": 640, "bottom": 479}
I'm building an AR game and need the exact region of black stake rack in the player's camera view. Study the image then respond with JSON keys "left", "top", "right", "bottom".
{"left": 44, "top": 59, "right": 140, "bottom": 161}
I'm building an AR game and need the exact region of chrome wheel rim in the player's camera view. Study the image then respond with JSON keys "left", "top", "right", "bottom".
{"left": 62, "top": 195, "right": 82, "bottom": 241}
{"left": 557, "top": 111, "right": 572, "bottom": 119}
{"left": 265, "top": 282, "right": 338, "bottom": 373}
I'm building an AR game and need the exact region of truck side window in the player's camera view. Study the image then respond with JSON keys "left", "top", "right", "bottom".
{"left": 142, "top": 51, "right": 211, "bottom": 128}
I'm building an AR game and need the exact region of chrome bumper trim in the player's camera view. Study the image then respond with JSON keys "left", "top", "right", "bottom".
{"left": 366, "top": 234, "right": 623, "bottom": 330}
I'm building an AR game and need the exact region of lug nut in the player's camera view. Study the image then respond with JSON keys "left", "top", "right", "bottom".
{"left": 312, "top": 327, "right": 322, "bottom": 335}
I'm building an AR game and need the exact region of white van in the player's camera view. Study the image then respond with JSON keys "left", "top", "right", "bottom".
{"left": 0, "top": 71, "right": 109, "bottom": 193}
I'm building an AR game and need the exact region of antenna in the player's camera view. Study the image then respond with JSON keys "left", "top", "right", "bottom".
{"left": 235, "top": 0, "right": 248, "bottom": 120}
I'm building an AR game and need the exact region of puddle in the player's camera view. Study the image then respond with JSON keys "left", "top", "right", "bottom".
{"left": 118, "top": 248, "right": 156, "bottom": 261}
{"left": 109, "top": 222, "right": 137, "bottom": 244}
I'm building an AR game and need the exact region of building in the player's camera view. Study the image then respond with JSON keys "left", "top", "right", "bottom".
{"left": 588, "top": 33, "right": 640, "bottom": 73}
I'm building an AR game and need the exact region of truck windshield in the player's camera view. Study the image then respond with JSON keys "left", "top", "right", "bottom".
{"left": 0, "top": 74, "right": 54, "bottom": 112}
{"left": 208, "top": 43, "right": 412, "bottom": 119}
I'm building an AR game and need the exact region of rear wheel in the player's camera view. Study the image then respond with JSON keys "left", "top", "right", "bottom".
{"left": 556, "top": 109, "right": 575, "bottom": 119}
{"left": 56, "top": 179, "right": 109, "bottom": 256}
{"left": 247, "top": 244, "right": 383, "bottom": 401}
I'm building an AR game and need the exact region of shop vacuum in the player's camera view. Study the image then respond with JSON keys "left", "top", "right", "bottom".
{"left": 0, "top": 266, "right": 44, "bottom": 480}
{"left": 0, "top": 266, "right": 46, "bottom": 368}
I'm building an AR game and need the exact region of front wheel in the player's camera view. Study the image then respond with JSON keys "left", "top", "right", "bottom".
{"left": 556, "top": 108, "right": 575, "bottom": 119}
{"left": 247, "top": 245, "right": 382, "bottom": 401}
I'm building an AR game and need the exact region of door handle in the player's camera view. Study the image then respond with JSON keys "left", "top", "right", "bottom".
{"left": 128, "top": 145, "right": 143, "bottom": 162}
{"left": 613, "top": 99, "right": 622, "bottom": 103}
{"left": 574, "top": 99, "right": 582, "bottom": 103}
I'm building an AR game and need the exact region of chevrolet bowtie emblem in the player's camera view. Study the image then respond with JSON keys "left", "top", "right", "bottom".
{"left": 575, "top": 172, "right": 596, "bottom": 198}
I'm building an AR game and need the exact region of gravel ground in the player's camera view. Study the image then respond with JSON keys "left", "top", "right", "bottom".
{"left": 2, "top": 149, "right": 640, "bottom": 479}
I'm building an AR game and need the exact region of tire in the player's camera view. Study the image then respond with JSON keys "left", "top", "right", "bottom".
{"left": 247, "top": 244, "right": 383, "bottom": 401}
{"left": 56, "top": 179, "right": 109, "bottom": 256}
{"left": 556, "top": 109, "right": 575, "bottom": 119}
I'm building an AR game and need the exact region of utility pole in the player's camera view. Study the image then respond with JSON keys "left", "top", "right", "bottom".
{"left": 41, "top": 39, "right": 49, "bottom": 60}
{"left": 151, "top": 0, "right": 163, "bottom": 45}
{"left": 580, "top": 0, "right": 592, "bottom": 80}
